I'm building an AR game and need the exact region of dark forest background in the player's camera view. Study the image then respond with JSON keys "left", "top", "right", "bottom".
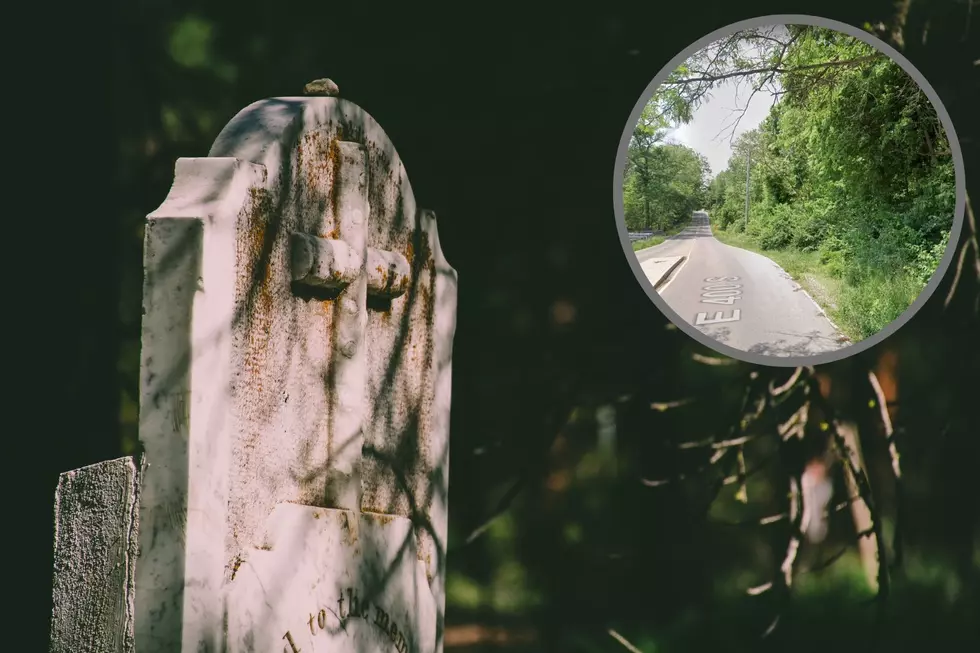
{"left": 15, "top": 1, "right": 978, "bottom": 651}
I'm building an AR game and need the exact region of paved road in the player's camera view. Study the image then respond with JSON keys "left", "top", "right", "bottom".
{"left": 635, "top": 212, "right": 849, "bottom": 358}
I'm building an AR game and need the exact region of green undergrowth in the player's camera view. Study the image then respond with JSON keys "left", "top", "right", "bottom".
{"left": 711, "top": 222, "right": 936, "bottom": 343}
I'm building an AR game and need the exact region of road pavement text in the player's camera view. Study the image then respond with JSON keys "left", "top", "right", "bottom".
{"left": 695, "top": 276, "right": 742, "bottom": 326}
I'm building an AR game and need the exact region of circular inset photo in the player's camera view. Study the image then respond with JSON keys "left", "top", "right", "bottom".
{"left": 614, "top": 15, "right": 965, "bottom": 366}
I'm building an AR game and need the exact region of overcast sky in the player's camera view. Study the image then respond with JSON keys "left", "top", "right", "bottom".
{"left": 663, "top": 31, "right": 784, "bottom": 179}
{"left": 665, "top": 78, "right": 776, "bottom": 179}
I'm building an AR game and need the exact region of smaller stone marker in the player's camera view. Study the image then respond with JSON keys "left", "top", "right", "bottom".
{"left": 49, "top": 456, "right": 144, "bottom": 653}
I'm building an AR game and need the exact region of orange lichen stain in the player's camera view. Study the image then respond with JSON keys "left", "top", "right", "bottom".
{"left": 416, "top": 235, "right": 433, "bottom": 271}
{"left": 362, "top": 511, "right": 396, "bottom": 526}
{"left": 299, "top": 128, "right": 346, "bottom": 237}
{"left": 328, "top": 137, "right": 342, "bottom": 221}
{"left": 236, "top": 186, "right": 277, "bottom": 418}
{"left": 374, "top": 264, "right": 390, "bottom": 289}
{"left": 300, "top": 131, "right": 328, "bottom": 199}
{"left": 229, "top": 555, "right": 244, "bottom": 581}
{"left": 418, "top": 281, "right": 432, "bottom": 308}
{"left": 340, "top": 511, "right": 358, "bottom": 546}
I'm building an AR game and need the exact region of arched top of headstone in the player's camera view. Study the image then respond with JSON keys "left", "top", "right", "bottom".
{"left": 210, "top": 96, "right": 414, "bottom": 215}
{"left": 205, "top": 92, "right": 450, "bottom": 273}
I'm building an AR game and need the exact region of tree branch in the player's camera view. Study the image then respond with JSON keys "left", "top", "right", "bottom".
{"left": 663, "top": 53, "right": 886, "bottom": 85}
{"left": 944, "top": 194, "right": 979, "bottom": 311}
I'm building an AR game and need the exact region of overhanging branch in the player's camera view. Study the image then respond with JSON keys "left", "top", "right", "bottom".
{"left": 663, "top": 53, "right": 886, "bottom": 86}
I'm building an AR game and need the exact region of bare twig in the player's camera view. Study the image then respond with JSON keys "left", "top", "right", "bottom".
{"left": 640, "top": 448, "right": 735, "bottom": 487}
{"left": 944, "top": 194, "right": 979, "bottom": 311}
{"left": 868, "top": 370, "right": 906, "bottom": 570}
{"left": 720, "top": 454, "right": 775, "bottom": 487}
{"left": 830, "top": 421, "right": 891, "bottom": 601}
{"left": 691, "top": 352, "right": 737, "bottom": 366}
{"left": 748, "top": 582, "right": 772, "bottom": 596}
{"left": 460, "top": 477, "right": 526, "bottom": 546}
{"left": 456, "top": 406, "right": 579, "bottom": 549}
{"left": 716, "top": 491, "right": 860, "bottom": 529}
{"left": 770, "top": 366, "right": 805, "bottom": 396}
{"left": 777, "top": 401, "right": 810, "bottom": 441}
{"left": 650, "top": 398, "right": 694, "bottom": 411}
{"left": 734, "top": 447, "right": 749, "bottom": 503}
{"left": 609, "top": 629, "right": 645, "bottom": 653}
{"left": 761, "top": 474, "right": 804, "bottom": 639}
{"left": 805, "top": 546, "right": 850, "bottom": 574}
{"left": 676, "top": 434, "right": 756, "bottom": 450}
{"left": 715, "top": 31, "right": 802, "bottom": 144}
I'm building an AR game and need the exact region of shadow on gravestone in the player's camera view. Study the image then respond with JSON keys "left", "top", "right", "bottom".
{"left": 49, "top": 79, "right": 458, "bottom": 653}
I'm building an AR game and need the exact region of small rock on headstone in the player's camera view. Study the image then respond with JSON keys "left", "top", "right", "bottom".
{"left": 304, "top": 78, "right": 340, "bottom": 96}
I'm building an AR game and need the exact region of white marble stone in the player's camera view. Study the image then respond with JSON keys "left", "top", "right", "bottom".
{"left": 135, "top": 94, "right": 457, "bottom": 652}
{"left": 228, "top": 504, "right": 436, "bottom": 653}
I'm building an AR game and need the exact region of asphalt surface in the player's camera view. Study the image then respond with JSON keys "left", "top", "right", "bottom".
{"left": 634, "top": 212, "right": 848, "bottom": 358}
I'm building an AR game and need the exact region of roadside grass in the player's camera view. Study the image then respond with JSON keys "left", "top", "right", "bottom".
{"left": 709, "top": 226, "right": 907, "bottom": 343}
{"left": 632, "top": 225, "right": 685, "bottom": 251}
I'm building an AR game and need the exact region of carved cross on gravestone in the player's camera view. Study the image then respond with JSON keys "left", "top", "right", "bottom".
{"left": 287, "top": 144, "right": 413, "bottom": 511}
{"left": 132, "top": 81, "right": 457, "bottom": 653}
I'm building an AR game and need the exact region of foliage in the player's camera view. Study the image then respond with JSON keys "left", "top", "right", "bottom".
{"left": 623, "top": 112, "right": 710, "bottom": 231}
{"left": 700, "top": 25, "right": 956, "bottom": 339}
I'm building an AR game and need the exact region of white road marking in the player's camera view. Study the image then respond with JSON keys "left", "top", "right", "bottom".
{"left": 695, "top": 276, "right": 742, "bottom": 325}
{"left": 695, "top": 309, "right": 741, "bottom": 326}
{"left": 700, "top": 276, "right": 743, "bottom": 305}
{"left": 701, "top": 297, "right": 739, "bottom": 305}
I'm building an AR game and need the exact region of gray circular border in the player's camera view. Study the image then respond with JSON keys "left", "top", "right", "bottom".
{"left": 613, "top": 14, "right": 967, "bottom": 368}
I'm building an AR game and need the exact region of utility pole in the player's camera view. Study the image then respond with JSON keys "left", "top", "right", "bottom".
{"left": 744, "top": 146, "right": 751, "bottom": 230}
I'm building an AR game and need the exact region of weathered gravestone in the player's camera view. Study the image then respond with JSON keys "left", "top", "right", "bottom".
{"left": 50, "top": 80, "right": 457, "bottom": 653}
{"left": 50, "top": 457, "right": 144, "bottom": 653}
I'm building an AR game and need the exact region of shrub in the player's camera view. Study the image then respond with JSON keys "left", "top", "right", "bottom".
{"left": 904, "top": 231, "right": 951, "bottom": 287}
